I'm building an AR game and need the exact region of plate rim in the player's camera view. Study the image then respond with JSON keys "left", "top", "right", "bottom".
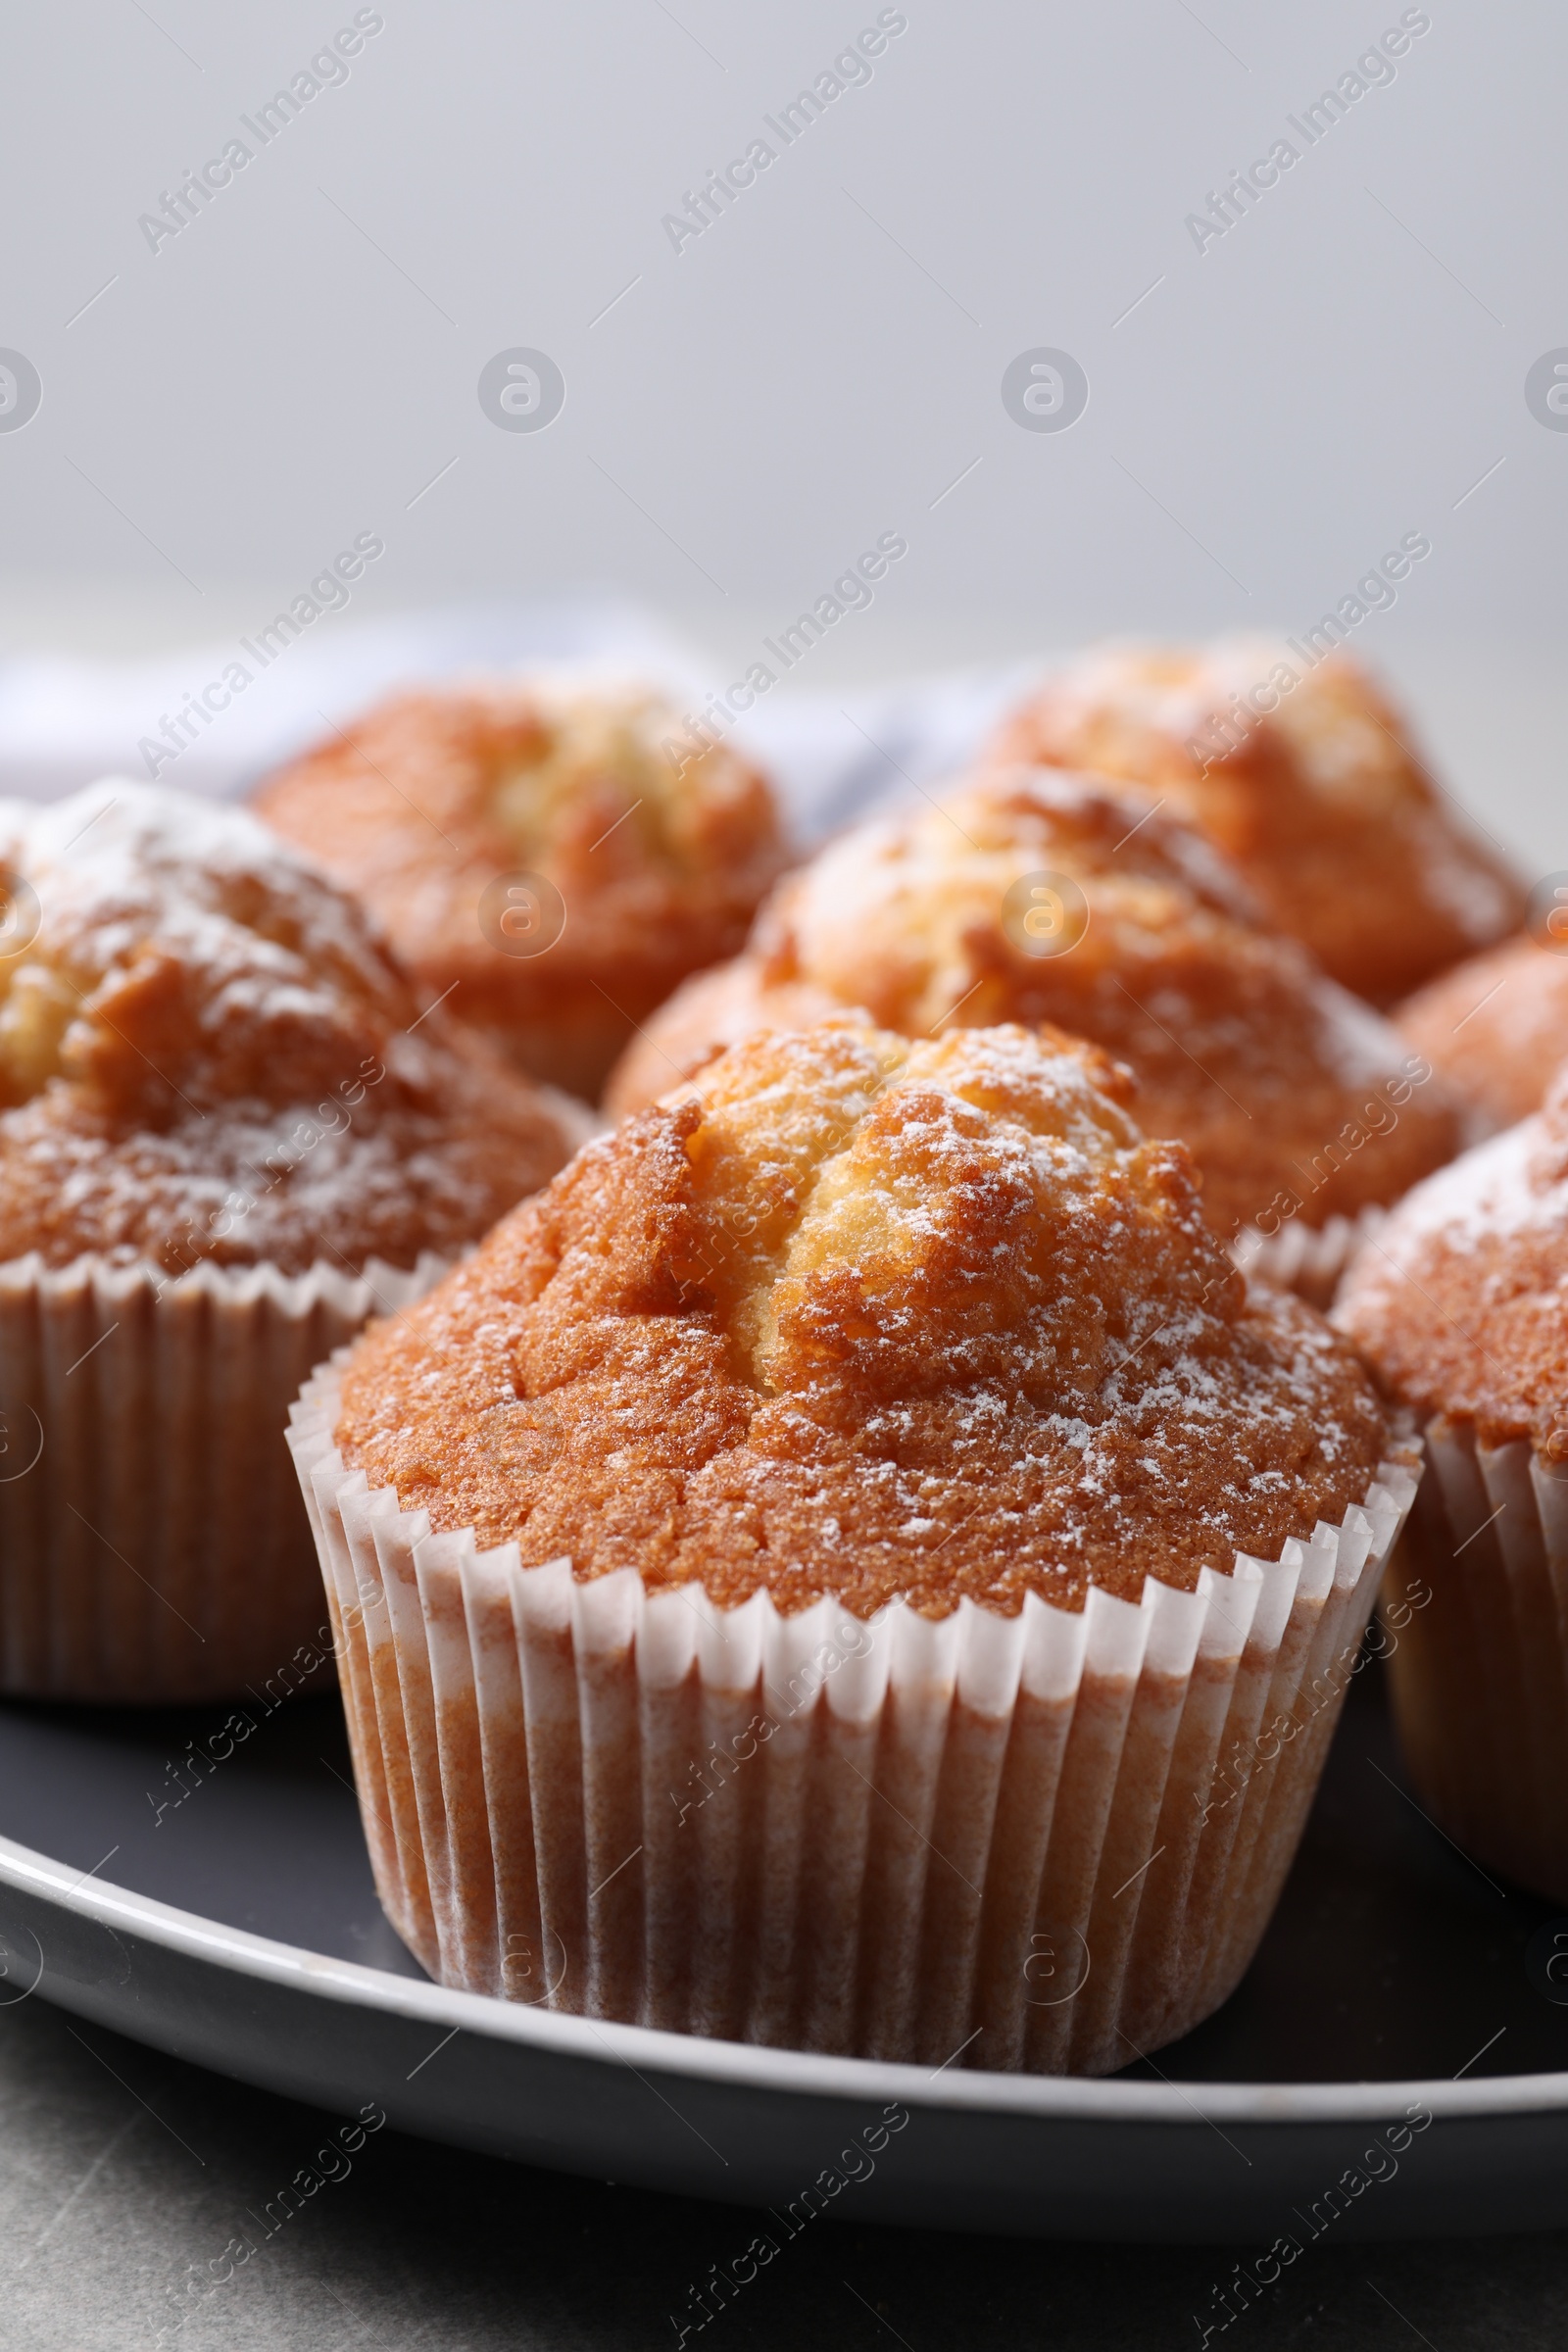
{"left": 3, "top": 1829, "right": 1563, "bottom": 2130}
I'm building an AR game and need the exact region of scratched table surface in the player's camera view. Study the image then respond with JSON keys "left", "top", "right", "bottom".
{"left": 2, "top": 1660, "right": 1568, "bottom": 2347}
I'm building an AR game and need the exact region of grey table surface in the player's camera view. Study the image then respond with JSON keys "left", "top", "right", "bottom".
{"left": 0, "top": 1983, "right": 1564, "bottom": 2352}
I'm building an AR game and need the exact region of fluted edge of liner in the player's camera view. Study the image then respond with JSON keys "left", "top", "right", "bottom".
{"left": 1231, "top": 1205, "right": 1385, "bottom": 1311}
{"left": 290, "top": 1355, "right": 1420, "bottom": 2076}
{"left": 1381, "top": 1409, "right": 1568, "bottom": 1905}
{"left": 0, "top": 1250, "right": 446, "bottom": 1701}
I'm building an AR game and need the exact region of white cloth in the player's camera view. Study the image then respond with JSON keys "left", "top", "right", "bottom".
{"left": 0, "top": 598, "right": 1041, "bottom": 850}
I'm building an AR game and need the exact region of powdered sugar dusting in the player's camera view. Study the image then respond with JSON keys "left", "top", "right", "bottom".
{"left": 339, "top": 1017, "right": 1390, "bottom": 1615}
{"left": 1335, "top": 1083, "right": 1568, "bottom": 1449}
{"left": 1366, "top": 1114, "right": 1555, "bottom": 1262}
{"left": 0, "top": 778, "right": 581, "bottom": 1273}
{"left": 0, "top": 778, "right": 406, "bottom": 1031}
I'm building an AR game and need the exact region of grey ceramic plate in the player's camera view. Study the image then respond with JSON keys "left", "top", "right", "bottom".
{"left": 0, "top": 1663, "right": 1565, "bottom": 2243}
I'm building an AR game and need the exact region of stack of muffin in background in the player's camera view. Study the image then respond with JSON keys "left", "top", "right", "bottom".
{"left": 4, "top": 636, "right": 1559, "bottom": 2077}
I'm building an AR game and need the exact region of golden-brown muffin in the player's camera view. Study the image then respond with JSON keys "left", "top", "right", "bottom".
{"left": 988, "top": 640, "right": 1524, "bottom": 1004}
{"left": 0, "top": 780, "right": 586, "bottom": 1275}
{"left": 604, "top": 770, "right": 1463, "bottom": 1244}
{"left": 607, "top": 956, "right": 849, "bottom": 1108}
{"left": 1335, "top": 1078, "right": 1568, "bottom": 1899}
{"left": 1336, "top": 1076, "right": 1568, "bottom": 1452}
{"left": 1396, "top": 932, "right": 1568, "bottom": 1134}
{"left": 340, "top": 1019, "right": 1388, "bottom": 1615}
{"left": 252, "top": 677, "right": 788, "bottom": 1099}
{"left": 311, "top": 1021, "right": 1405, "bottom": 2071}
{"left": 0, "top": 779, "right": 589, "bottom": 1705}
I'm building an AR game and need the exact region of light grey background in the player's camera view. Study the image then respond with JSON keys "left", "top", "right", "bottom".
{"left": 0, "top": 0, "right": 1563, "bottom": 861}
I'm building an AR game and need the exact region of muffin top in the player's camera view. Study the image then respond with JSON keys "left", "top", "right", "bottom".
{"left": 989, "top": 640, "right": 1523, "bottom": 1004}
{"left": 0, "top": 781, "right": 585, "bottom": 1276}
{"left": 604, "top": 770, "right": 1461, "bottom": 1240}
{"left": 1397, "top": 931, "right": 1566, "bottom": 1134}
{"left": 1336, "top": 1066, "right": 1568, "bottom": 1453}
{"left": 251, "top": 676, "right": 787, "bottom": 1091}
{"left": 337, "top": 1020, "right": 1389, "bottom": 1618}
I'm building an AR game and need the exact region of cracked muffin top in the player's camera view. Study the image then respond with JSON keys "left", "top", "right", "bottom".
{"left": 336, "top": 1020, "right": 1389, "bottom": 1617}
{"left": 603, "top": 770, "right": 1461, "bottom": 1242}
{"left": 0, "top": 780, "right": 587, "bottom": 1277}
{"left": 1336, "top": 1064, "right": 1568, "bottom": 1455}
{"left": 252, "top": 676, "right": 788, "bottom": 1099}
{"left": 988, "top": 640, "right": 1523, "bottom": 1004}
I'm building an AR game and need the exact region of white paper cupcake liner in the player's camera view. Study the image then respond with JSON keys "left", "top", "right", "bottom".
{"left": 1231, "top": 1206, "right": 1386, "bottom": 1310}
{"left": 0, "top": 1251, "right": 444, "bottom": 1702}
{"left": 289, "top": 1361, "right": 1418, "bottom": 2075}
{"left": 1381, "top": 1412, "right": 1568, "bottom": 1903}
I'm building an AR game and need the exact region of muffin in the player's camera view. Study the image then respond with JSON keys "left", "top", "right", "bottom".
{"left": 1396, "top": 931, "right": 1568, "bottom": 1134}
{"left": 1336, "top": 1072, "right": 1568, "bottom": 1901}
{"left": 605, "top": 770, "right": 1463, "bottom": 1298}
{"left": 988, "top": 640, "right": 1524, "bottom": 1004}
{"left": 252, "top": 677, "right": 788, "bottom": 1100}
{"left": 292, "top": 1020, "right": 1417, "bottom": 2073}
{"left": 0, "top": 779, "right": 587, "bottom": 1701}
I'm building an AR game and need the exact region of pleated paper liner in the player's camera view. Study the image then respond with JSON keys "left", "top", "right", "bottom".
{"left": 1231, "top": 1206, "right": 1385, "bottom": 1311}
{"left": 0, "top": 1251, "right": 444, "bottom": 1703}
{"left": 1380, "top": 1412, "right": 1568, "bottom": 1905}
{"left": 290, "top": 1362, "right": 1419, "bottom": 2075}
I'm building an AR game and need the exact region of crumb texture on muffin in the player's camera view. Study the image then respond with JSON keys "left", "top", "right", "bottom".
{"left": 1397, "top": 931, "right": 1566, "bottom": 1133}
{"left": 253, "top": 678, "right": 788, "bottom": 1096}
{"left": 1336, "top": 1067, "right": 1568, "bottom": 1451}
{"left": 0, "top": 782, "right": 582, "bottom": 1274}
{"left": 338, "top": 1021, "right": 1388, "bottom": 1617}
{"left": 605, "top": 770, "right": 1460, "bottom": 1237}
{"left": 990, "top": 640, "right": 1524, "bottom": 1003}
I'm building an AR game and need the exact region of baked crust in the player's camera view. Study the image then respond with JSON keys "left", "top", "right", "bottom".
{"left": 603, "top": 771, "right": 1462, "bottom": 1239}
{"left": 252, "top": 678, "right": 788, "bottom": 1098}
{"left": 337, "top": 1020, "right": 1388, "bottom": 1617}
{"left": 0, "top": 783, "right": 584, "bottom": 1275}
{"left": 989, "top": 641, "right": 1524, "bottom": 1004}
{"left": 1396, "top": 932, "right": 1568, "bottom": 1133}
{"left": 604, "top": 959, "right": 849, "bottom": 1118}
{"left": 1336, "top": 1065, "right": 1568, "bottom": 1453}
